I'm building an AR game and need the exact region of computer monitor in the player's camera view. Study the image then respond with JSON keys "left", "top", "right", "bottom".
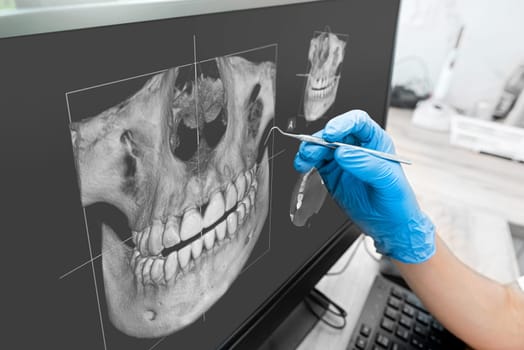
{"left": 0, "top": 0, "right": 399, "bottom": 348}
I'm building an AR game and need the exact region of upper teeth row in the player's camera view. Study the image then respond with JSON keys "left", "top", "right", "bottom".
{"left": 130, "top": 179, "right": 257, "bottom": 286}
{"left": 308, "top": 81, "right": 338, "bottom": 99}
{"left": 132, "top": 165, "right": 258, "bottom": 257}
{"left": 309, "top": 75, "right": 338, "bottom": 89}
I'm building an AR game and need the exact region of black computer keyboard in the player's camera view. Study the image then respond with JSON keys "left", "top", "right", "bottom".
{"left": 347, "top": 275, "right": 465, "bottom": 350}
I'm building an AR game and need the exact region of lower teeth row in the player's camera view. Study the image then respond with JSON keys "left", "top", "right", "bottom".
{"left": 309, "top": 83, "right": 336, "bottom": 99}
{"left": 130, "top": 185, "right": 257, "bottom": 286}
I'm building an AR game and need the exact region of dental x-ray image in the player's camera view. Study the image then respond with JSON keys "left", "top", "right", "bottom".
{"left": 300, "top": 29, "right": 348, "bottom": 122}
{"left": 289, "top": 168, "right": 329, "bottom": 227}
{"left": 68, "top": 47, "right": 276, "bottom": 338}
{"left": 287, "top": 28, "right": 348, "bottom": 228}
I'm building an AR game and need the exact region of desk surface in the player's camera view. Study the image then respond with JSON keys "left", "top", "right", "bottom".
{"left": 297, "top": 236, "right": 380, "bottom": 350}
{"left": 297, "top": 108, "right": 523, "bottom": 350}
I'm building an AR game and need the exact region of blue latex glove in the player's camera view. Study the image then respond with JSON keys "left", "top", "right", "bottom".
{"left": 294, "top": 110, "right": 435, "bottom": 263}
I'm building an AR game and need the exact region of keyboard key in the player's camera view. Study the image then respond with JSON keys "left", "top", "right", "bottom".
{"left": 414, "top": 324, "right": 428, "bottom": 337}
{"left": 416, "top": 311, "right": 430, "bottom": 325}
{"left": 375, "top": 333, "right": 391, "bottom": 348}
{"left": 429, "top": 333, "right": 442, "bottom": 344}
{"left": 349, "top": 276, "right": 465, "bottom": 350}
{"left": 388, "top": 296, "right": 401, "bottom": 309}
{"left": 391, "top": 343, "right": 404, "bottom": 350}
{"left": 355, "top": 336, "right": 367, "bottom": 349}
{"left": 395, "top": 326, "right": 409, "bottom": 341}
{"left": 381, "top": 317, "right": 395, "bottom": 332}
{"left": 402, "top": 304, "right": 415, "bottom": 317}
{"left": 406, "top": 293, "right": 424, "bottom": 309}
{"left": 399, "top": 315, "right": 413, "bottom": 329}
{"left": 431, "top": 320, "right": 445, "bottom": 332}
{"left": 391, "top": 287, "right": 405, "bottom": 299}
{"left": 360, "top": 324, "right": 372, "bottom": 337}
{"left": 411, "top": 336, "right": 425, "bottom": 349}
{"left": 384, "top": 306, "right": 399, "bottom": 320}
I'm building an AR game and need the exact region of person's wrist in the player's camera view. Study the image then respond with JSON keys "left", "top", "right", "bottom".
{"left": 374, "top": 211, "right": 436, "bottom": 264}
{"left": 404, "top": 212, "right": 436, "bottom": 263}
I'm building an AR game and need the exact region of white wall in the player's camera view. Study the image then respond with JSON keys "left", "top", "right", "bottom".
{"left": 392, "top": 0, "right": 524, "bottom": 114}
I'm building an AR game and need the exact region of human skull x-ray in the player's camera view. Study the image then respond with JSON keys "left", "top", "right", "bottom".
{"left": 69, "top": 53, "right": 275, "bottom": 338}
{"left": 302, "top": 31, "right": 347, "bottom": 122}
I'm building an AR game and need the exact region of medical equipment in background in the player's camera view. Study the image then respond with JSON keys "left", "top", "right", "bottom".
{"left": 412, "top": 26, "right": 464, "bottom": 131}
{"left": 494, "top": 64, "right": 524, "bottom": 128}
{"left": 449, "top": 63, "right": 524, "bottom": 161}
{"left": 389, "top": 56, "right": 431, "bottom": 109}
{"left": 504, "top": 90, "right": 524, "bottom": 128}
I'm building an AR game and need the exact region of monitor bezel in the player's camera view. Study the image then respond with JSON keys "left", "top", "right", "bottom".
{"left": 0, "top": 0, "right": 323, "bottom": 39}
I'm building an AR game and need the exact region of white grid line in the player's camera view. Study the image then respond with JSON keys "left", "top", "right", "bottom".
{"left": 313, "top": 30, "right": 350, "bottom": 38}
{"left": 193, "top": 34, "right": 207, "bottom": 325}
{"left": 239, "top": 249, "right": 271, "bottom": 275}
{"left": 270, "top": 44, "right": 278, "bottom": 254}
{"left": 59, "top": 236, "right": 133, "bottom": 280}
{"left": 66, "top": 68, "right": 172, "bottom": 95}
{"left": 267, "top": 148, "right": 286, "bottom": 162}
{"left": 65, "top": 43, "right": 278, "bottom": 96}
{"left": 194, "top": 34, "right": 202, "bottom": 220}
{"left": 199, "top": 43, "right": 278, "bottom": 63}
{"left": 147, "top": 337, "right": 166, "bottom": 350}
{"left": 239, "top": 43, "right": 279, "bottom": 275}
{"left": 65, "top": 93, "right": 108, "bottom": 350}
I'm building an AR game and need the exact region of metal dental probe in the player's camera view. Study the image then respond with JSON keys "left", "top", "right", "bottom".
{"left": 266, "top": 126, "right": 412, "bottom": 165}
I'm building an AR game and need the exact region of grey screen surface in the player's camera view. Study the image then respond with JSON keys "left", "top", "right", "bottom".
{"left": 0, "top": 0, "right": 398, "bottom": 348}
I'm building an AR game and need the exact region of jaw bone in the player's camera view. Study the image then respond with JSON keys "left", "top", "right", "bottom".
{"left": 70, "top": 54, "right": 276, "bottom": 338}
{"left": 303, "top": 31, "right": 347, "bottom": 122}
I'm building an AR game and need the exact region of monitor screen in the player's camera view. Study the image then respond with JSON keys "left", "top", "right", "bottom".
{"left": 0, "top": 0, "right": 399, "bottom": 348}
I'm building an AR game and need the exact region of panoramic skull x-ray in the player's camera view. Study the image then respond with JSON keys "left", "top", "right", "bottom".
{"left": 69, "top": 49, "right": 276, "bottom": 337}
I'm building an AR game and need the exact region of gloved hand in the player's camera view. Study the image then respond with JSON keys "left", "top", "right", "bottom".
{"left": 294, "top": 110, "right": 435, "bottom": 263}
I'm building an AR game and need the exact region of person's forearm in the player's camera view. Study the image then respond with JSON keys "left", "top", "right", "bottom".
{"left": 394, "top": 235, "right": 524, "bottom": 350}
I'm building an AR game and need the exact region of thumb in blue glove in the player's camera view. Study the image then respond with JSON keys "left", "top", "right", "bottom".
{"left": 294, "top": 110, "right": 435, "bottom": 264}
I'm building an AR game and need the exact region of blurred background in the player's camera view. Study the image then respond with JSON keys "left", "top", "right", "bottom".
{"left": 393, "top": 0, "right": 524, "bottom": 121}
{"left": 388, "top": 0, "right": 524, "bottom": 285}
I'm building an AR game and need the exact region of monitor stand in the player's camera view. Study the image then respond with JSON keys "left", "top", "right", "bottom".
{"left": 259, "top": 288, "right": 346, "bottom": 349}
{"left": 259, "top": 300, "right": 324, "bottom": 350}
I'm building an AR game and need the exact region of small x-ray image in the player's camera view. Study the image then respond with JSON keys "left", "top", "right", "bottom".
{"left": 299, "top": 29, "right": 348, "bottom": 122}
